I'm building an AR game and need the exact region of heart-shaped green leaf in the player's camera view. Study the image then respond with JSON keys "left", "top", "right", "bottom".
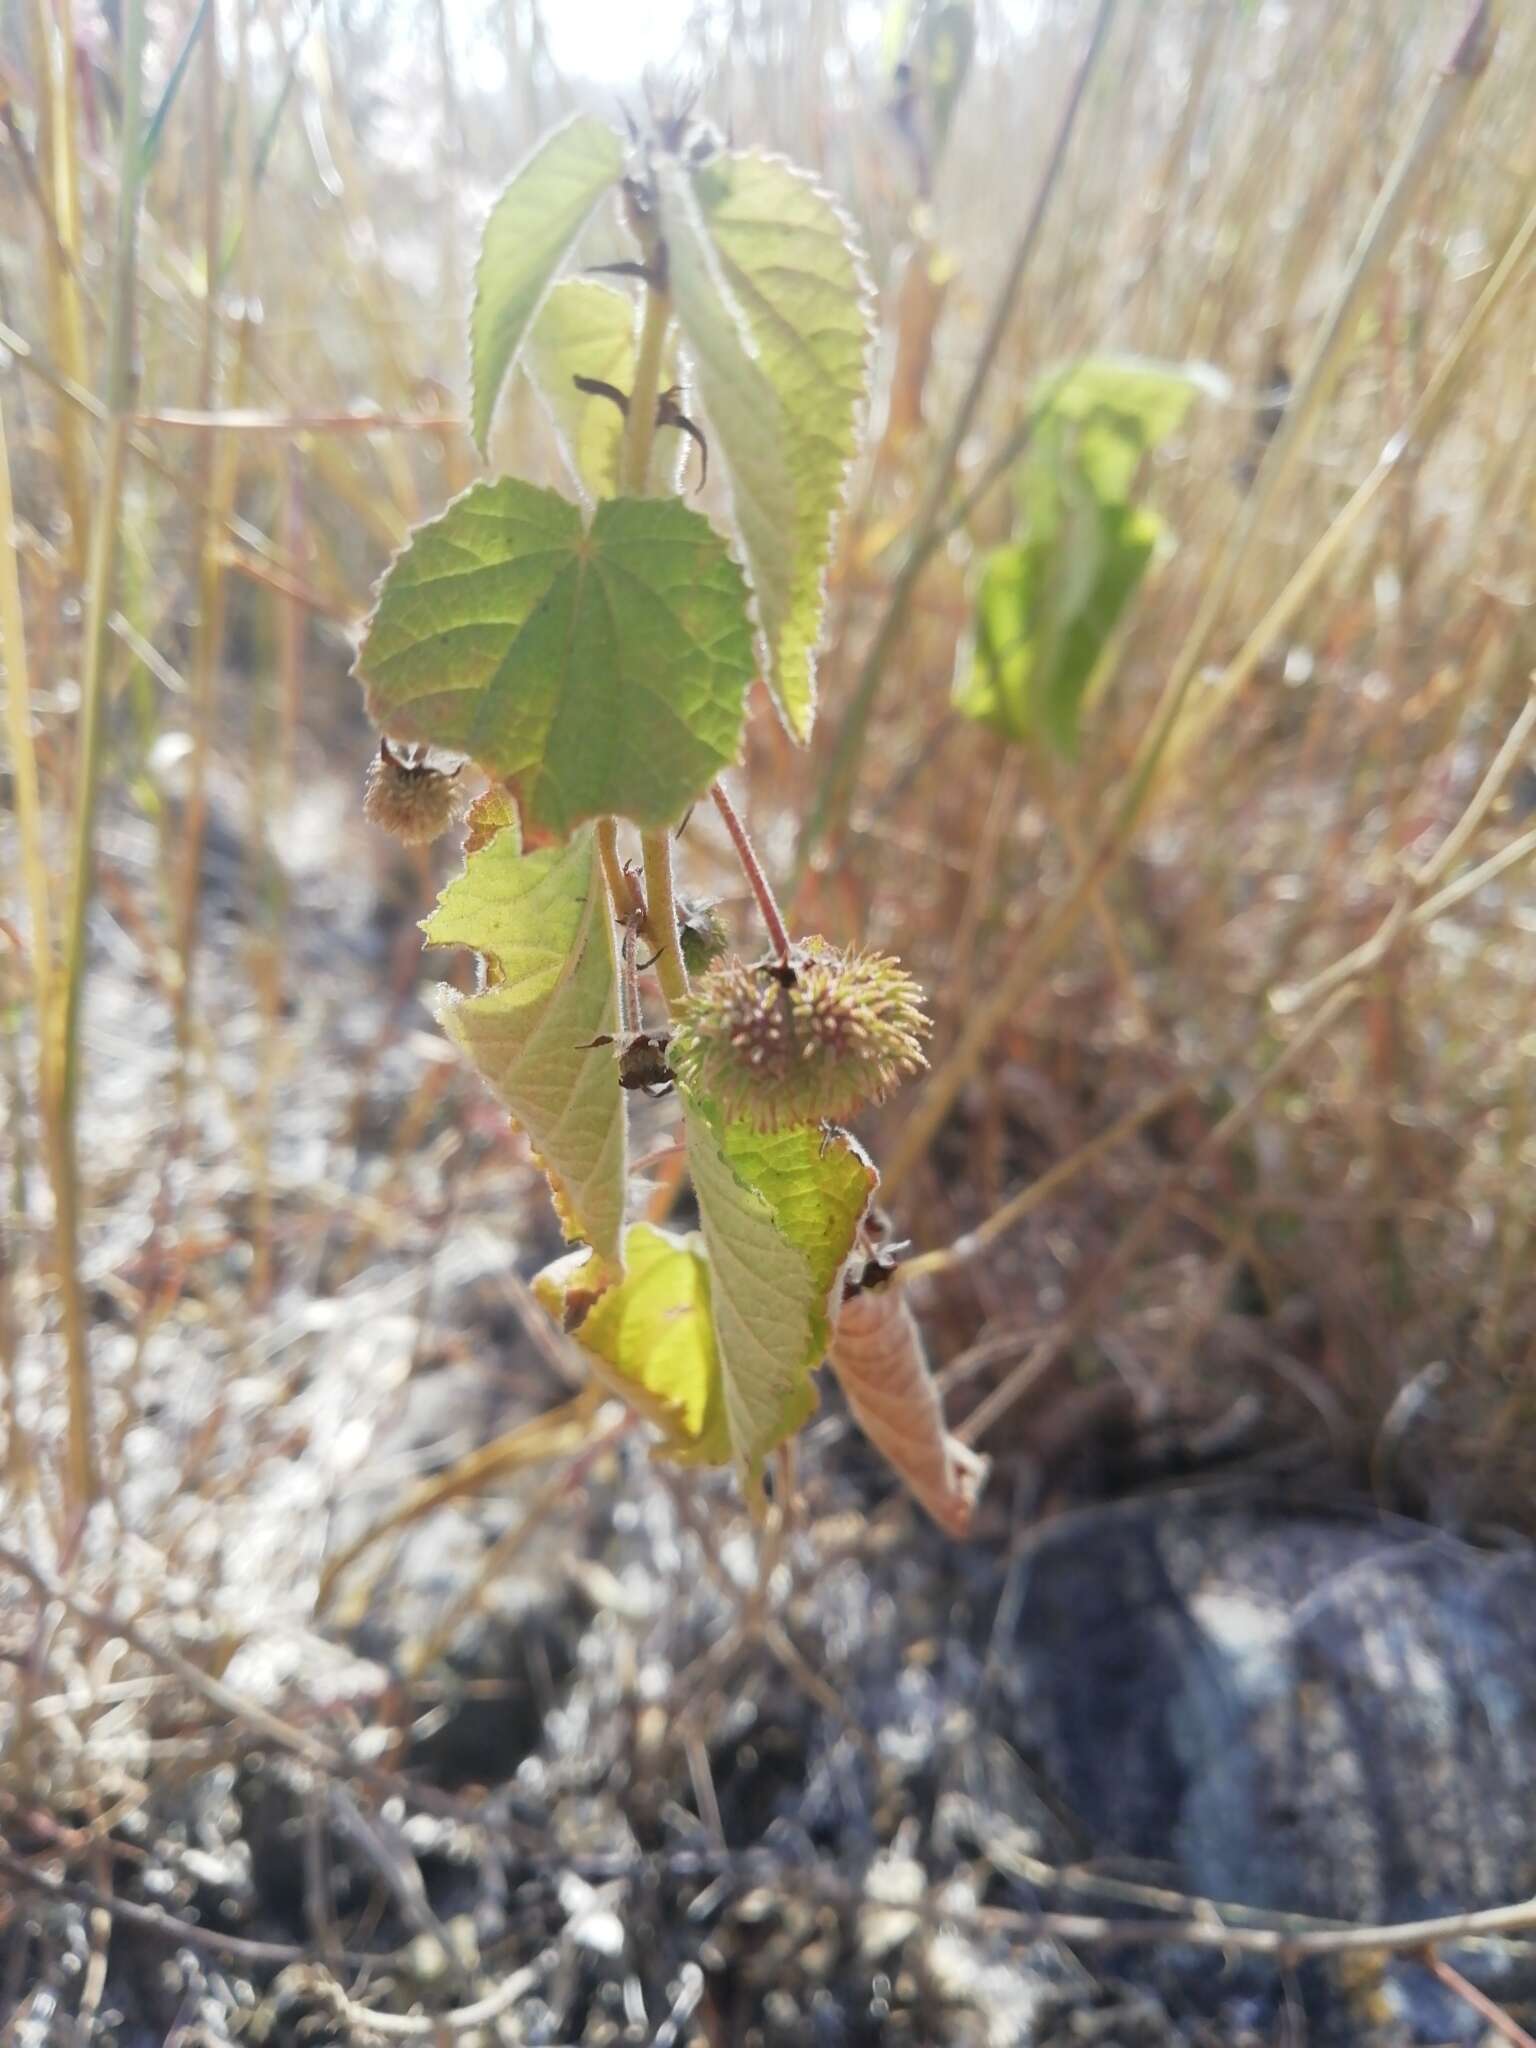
{"left": 356, "top": 479, "right": 754, "bottom": 834}
{"left": 658, "top": 149, "right": 872, "bottom": 742}
{"left": 422, "top": 804, "right": 626, "bottom": 1266}
{"left": 470, "top": 115, "right": 625, "bottom": 454}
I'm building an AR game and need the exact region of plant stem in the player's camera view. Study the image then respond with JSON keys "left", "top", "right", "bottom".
{"left": 620, "top": 278, "right": 670, "bottom": 496}
{"left": 54, "top": 0, "right": 150, "bottom": 1509}
{"left": 171, "top": 0, "right": 231, "bottom": 1081}
{"left": 795, "top": 0, "right": 1123, "bottom": 876}
{"left": 1172, "top": 170, "right": 1536, "bottom": 772}
{"left": 596, "top": 817, "right": 641, "bottom": 922}
{"left": 26, "top": 0, "right": 92, "bottom": 577}
{"left": 902, "top": 1083, "right": 1190, "bottom": 1283}
{"left": 620, "top": 264, "right": 687, "bottom": 1008}
{"left": 711, "top": 782, "right": 791, "bottom": 961}
{"left": 0, "top": 399, "right": 51, "bottom": 1499}
{"left": 0, "top": 403, "right": 53, "bottom": 1046}
{"left": 1, "top": 945, "right": 33, "bottom": 1492}
{"left": 641, "top": 830, "right": 690, "bottom": 1011}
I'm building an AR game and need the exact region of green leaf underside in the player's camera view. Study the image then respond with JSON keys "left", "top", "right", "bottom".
{"left": 525, "top": 280, "right": 685, "bottom": 503}
{"left": 536, "top": 1225, "right": 731, "bottom": 1464}
{"left": 682, "top": 1094, "right": 877, "bottom": 1480}
{"left": 525, "top": 280, "right": 635, "bottom": 503}
{"left": 470, "top": 115, "right": 625, "bottom": 454}
{"left": 357, "top": 479, "right": 754, "bottom": 834}
{"left": 422, "top": 813, "right": 626, "bottom": 1265}
{"left": 658, "top": 150, "right": 871, "bottom": 742}
{"left": 955, "top": 355, "right": 1212, "bottom": 755}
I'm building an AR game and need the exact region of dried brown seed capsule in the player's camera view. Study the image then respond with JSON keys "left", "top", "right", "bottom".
{"left": 577, "top": 1030, "right": 676, "bottom": 1098}
{"left": 668, "top": 940, "right": 930, "bottom": 1130}
{"left": 362, "top": 739, "right": 465, "bottom": 846}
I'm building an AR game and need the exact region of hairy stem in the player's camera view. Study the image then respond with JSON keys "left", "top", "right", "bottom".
{"left": 620, "top": 277, "right": 670, "bottom": 496}
{"left": 641, "top": 829, "right": 690, "bottom": 1011}
{"left": 618, "top": 252, "right": 688, "bottom": 1005}
{"left": 711, "top": 781, "right": 791, "bottom": 961}
{"left": 597, "top": 816, "right": 642, "bottom": 922}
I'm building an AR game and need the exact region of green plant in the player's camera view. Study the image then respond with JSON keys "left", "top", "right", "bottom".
{"left": 353, "top": 101, "right": 978, "bottom": 1527}
{"left": 954, "top": 355, "right": 1218, "bottom": 755}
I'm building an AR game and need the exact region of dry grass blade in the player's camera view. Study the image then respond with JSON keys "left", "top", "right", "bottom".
{"left": 316, "top": 1385, "right": 605, "bottom": 1619}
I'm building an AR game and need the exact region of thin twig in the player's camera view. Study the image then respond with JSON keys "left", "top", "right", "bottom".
{"left": 0, "top": 1542, "right": 473, "bottom": 1821}
{"left": 0, "top": 1846, "right": 346, "bottom": 1967}
{"left": 314, "top": 1948, "right": 555, "bottom": 2040}
{"left": 130, "top": 406, "right": 461, "bottom": 431}
{"left": 904, "top": 1083, "right": 1190, "bottom": 1282}
{"left": 1425, "top": 1947, "right": 1536, "bottom": 2048}
{"left": 711, "top": 781, "right": 791, "bottom": 961}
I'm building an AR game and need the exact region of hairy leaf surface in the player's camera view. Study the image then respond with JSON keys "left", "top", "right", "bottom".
{"left": 683, "top": 1095, "right": 876, "bottom": 1481}
{"left": 540, "top": 1108, "right": 874, "bottom": 1477}
{"left": 422, "top": 809, "right": 626, "bottom": 1265}
{"left": 357, "top": 479, "right": 754, "bottom": 833}
{"left": 470, "top": 115, "right": 625, "bottom": 453}
{"left": 658, "top": 150, "right": 871, "bottom": 741}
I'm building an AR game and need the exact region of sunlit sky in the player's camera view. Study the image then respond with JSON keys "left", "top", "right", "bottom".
{"left": 539, "top": 0, "right": 1019, "bottom": 86}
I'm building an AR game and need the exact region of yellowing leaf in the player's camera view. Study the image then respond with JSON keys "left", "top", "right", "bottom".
{"left": 470, "top": 115, "right": 625, "bottom": 453}
{"left": 704, "top": 1114, "right": 879, "bottom": 1320}
{"left": 658, "top": 149, "right": 872, "bottom": 741}
{"left": 536, "top": 1114, "right": 876, "bottom": 1484}
{"left": 356, "top": 479, "right": 754, "bottom": 835}
{"left": 535, "top": 1225, "right": 729, "bottom": 1463}
{"left": 683, "top": 1095, "right": 877, "bottom": 1483}
{"left": 422, "top": 813, "right": 626, "bottom": 1266}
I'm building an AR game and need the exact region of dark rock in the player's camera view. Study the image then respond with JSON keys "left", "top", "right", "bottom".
{"left": 995, "top": 1487, "right": 1536, "bottom": 1920}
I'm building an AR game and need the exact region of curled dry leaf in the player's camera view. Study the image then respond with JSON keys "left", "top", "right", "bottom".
{"left": 828, "top": 1267, "right": 988, "bottom": 1538}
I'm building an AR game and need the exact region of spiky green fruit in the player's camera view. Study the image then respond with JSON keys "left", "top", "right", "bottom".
{"left": 669, "top": 940, "right": 929, "bottom": 1131}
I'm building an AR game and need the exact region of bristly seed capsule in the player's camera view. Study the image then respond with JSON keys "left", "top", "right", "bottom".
{"left": 667, "top": 940, "right": 930, "bottom": 1130}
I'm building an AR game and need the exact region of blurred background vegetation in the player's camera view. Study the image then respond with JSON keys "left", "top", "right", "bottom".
{"left": 3, "top": 0, "right": 1536, "bottom": 2029}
